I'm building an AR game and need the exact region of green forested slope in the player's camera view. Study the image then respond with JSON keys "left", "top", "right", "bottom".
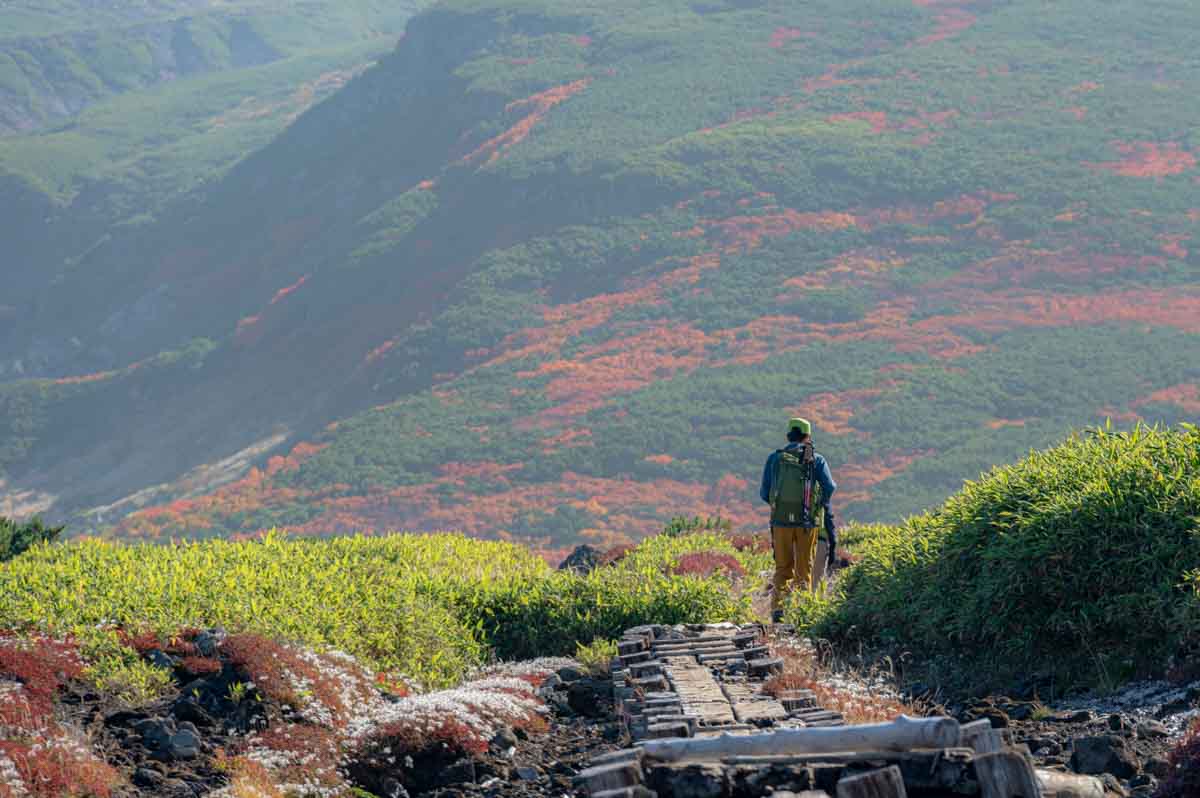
{"left": 2, "top": 0, "right": 1198, "bottom": 553}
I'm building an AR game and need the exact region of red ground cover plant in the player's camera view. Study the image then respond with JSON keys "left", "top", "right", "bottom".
{"left": 461, "top": 78, "right": 592, "bottom": 165}
{"left": 0, "top": 739, "right": 121, "bottom": 798}
{"left": 768, "top": 27, "right": 811, "bottom": 49}
{"left": 1161, "top": 234, "right": 1190, "bottom": 259}
{"left": 1132, "top": 383, "right": 1200, "bottom": 415}
{"left": 913, "top": 9, "right": 976, "bottom": 46}
{"left": 1090, "top": 141, "right": 1197, "bottom": 178}
{"left": 0, "top": 635, "right": 121, "bottom": 798}
{"left": 269, "top": 275, "right": 309, "bottom": 306}
{"left": 180, "top": 656, "right": 223, "bottom": 677}
{"left": 670, "top": 551, "right": 746, "bottom": 580}
{"left": 1153, "top": 718, "right": 1200, "bottom": 798}
{"left": 221, "top": 635, "right": 377, "bottom": 727}
{"left": 0, "top": 634, "right": 86, "bottom": 728}
{"left": 600, "top": 543, "right": 636, "bottom": 567}
{"left": 244, "top": 723, "right": 344, "bottom": 791}
{"left": 728, "top": 533, "right": 772, "bottom": 554}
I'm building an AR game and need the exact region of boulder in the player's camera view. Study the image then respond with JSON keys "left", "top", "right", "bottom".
{"left": 556, "top": 664, "right": 587, "bottom": 683}
{"left": 515, "top": 765, "right": 541, "bottom": 781}
{"left": 1070, "top": 735, "right": 1140, "bottom": 779}
{"left": 558, "top": 544, "right": 602, "bottom": 574}
{"left": 134, "top": 717, "right": 175, "bottom": 753}
{"left": 569, "top": 679, "right": 606, "bottom": 717}
{"left": 1135, "top": 720, "right": 1168, "bottom": 739}
{"left": 132, "top": 767, "right": 165, "bottom": 789}
{"left": 193, "top": 629, "right": 222, "bottom": 657}
{"left": 167, "top": 727, "right": 201, "bottom": 760}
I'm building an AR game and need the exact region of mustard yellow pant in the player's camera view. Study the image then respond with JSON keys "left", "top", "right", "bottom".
{"left": 771, "top": 525, "right": 819, "bottom": 611}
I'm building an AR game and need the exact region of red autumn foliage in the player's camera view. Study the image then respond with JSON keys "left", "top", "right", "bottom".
{"left": 379, "top": 715, "right": 489, "bottom": 757}
{"left": 768, "top": 28, "right": 811, "bottom": 49}
{"left": 1133, "top": 383, "right": 1200, "bottom": 414}
{"left": 221, "top": 635, "right": 376, "bottom": 726}
{"left": 1161, "top": 234, "right": 1191, "bottom": 259}
{"left": 706, "top": 209, "right": 857, "bottom": 252}
{"left": 914, "top": 9, "right": 976, "bottom": 46}
{"left": 269, "top": 275, "right": 309, "bottom": 306}
{"left": 461, "top": 79, "right": 592, "bottom": 165}
{"left": 600, "top": 543, "right": 636, "bottom": 567}
{"left": 246, "top": 723, "right": 343, "bottom": 790}
{"left": 0, "top": 739, "right": 121, "bottom": 798}
{"left": 1090, "top": 141, "right": 1197, "bottom": 178}
{"left": 670, "top": 551, "right": 746, "bottom": 580}
{"left": 180, "top": 657, "right": 223, "bottom": 676}
{"left": 1153, "top": 718, "right": 1200, "bottom": 798}
{"left": 0, "top": 635, "right": 119, "bottom": 798}
{"left": 117, "top": 629, "right": 166, "bottom": 656}
{"left": 50, "top": 370, "right": 117, "bottom": 386}
{"left": 727, "top": 533, "right": 772, "bottom": 554}
{"left": 0, "top": 634, "right": 85, "bottom": 729}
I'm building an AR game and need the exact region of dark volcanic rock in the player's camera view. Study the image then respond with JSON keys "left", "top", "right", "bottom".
{"left": 568, "top": 679, "right": 606, "bottom": 718}
{"left": 556, "top": 664, "right": 587, "bottom": 683}
{"left": 1070, "top": 735, "right": 1140, "bottom": 778}
{"left": 558, "top": 544, "right": 601, "bottom": 574}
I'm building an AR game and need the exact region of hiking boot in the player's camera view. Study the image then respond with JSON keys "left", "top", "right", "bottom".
{"left": 771, "top": 610, "right": 784, "bottom": 624}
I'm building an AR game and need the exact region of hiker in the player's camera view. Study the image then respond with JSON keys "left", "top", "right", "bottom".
{"left": 760, "top": 418, "right": 837, "bottom": 624}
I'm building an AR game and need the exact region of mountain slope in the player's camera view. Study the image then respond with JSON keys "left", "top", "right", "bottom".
{"left": 3, "top": 0, "right": 1199, "bottom": 552}
{"left": 0, "top": 0, "right": 430, "bottom": 325}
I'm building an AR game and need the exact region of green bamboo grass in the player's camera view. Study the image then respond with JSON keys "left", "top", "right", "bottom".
{"left": 794, "top": 425, "right": 1200, "bottom": 689}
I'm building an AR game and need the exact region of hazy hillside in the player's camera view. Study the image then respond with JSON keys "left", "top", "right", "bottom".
{"left": 2, "top": 0, "right": 1198, "bottom": 552}
{"left": 0, "top": 0, "right": 429, "bottom": 323}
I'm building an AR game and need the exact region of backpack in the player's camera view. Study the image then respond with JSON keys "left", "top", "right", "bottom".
{"left": 769, "top": 441, "right": 825, "bottom": 528}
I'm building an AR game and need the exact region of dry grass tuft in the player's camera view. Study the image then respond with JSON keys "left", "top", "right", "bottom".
{"left": 764, "top": 638, "right": 916, "bottom": 725}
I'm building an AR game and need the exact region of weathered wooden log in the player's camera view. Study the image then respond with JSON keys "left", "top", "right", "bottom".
{"left": 1035, "top": 769, "right": 1104, "bottom": 798}
{"left": 640, "top": 716, "right": 961, "bottom": 762}
{"left": 644, "top": 762, "right": 727, "bottom": 798}
{"left": 591, "top": 748, "right": 645, "bottom": 767}
{"left": 962, "top": 720, "right": 1006, "bottom": 754}
{"left": 722, "top": 749, "right": 975, "bottom": 793}
{"left": 593, "top": 788, "right": 657, "bottom": 798}
{"left": 748, "top": 657, "right": 785, "bottom": 678}
{"left": 974, "top": 751, "right": 1041, "bottom": 798}
{"left": 630, "top": 661, "right": 666, "bottom": 677}
{"left": 577, "top": 760, "right": 645, "bottom": 793}
{"left": 620, "top": 639, "right": 649, "bottom": 655}
{"left": 835, "top": 766, "right": 907, "bottom": 798}
{"left": 727, "top": 762, "right": 818, "bottom": 795}
{"left": 647, "top": 721, "right": 693, "bottom": 739}
{"left": 733, "top": 631, "right": 760, "bottom": 649}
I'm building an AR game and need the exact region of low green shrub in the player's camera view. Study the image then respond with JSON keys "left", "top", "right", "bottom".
{"left": 0, "top": 516, "right": 64, "bottom": 562}
{"left": 575, "top": 638, "right": 618, "bottom": 676}
{"left": 467, "top": 564, "right": 752, "bottom": 661}
{"left": 1, "top": 529, "right": 753, "bottom": 689}
{"left": 797, "top": 425, "right": 1200, "bottom": 689}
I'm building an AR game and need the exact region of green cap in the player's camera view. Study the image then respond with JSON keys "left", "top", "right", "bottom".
{"left": 787, "top": 417, "right": 812, "bottom": 435}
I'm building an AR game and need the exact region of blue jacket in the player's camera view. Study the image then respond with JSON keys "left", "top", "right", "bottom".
{"left": 760, "top": 443, "right": 836, "bottom": 505}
